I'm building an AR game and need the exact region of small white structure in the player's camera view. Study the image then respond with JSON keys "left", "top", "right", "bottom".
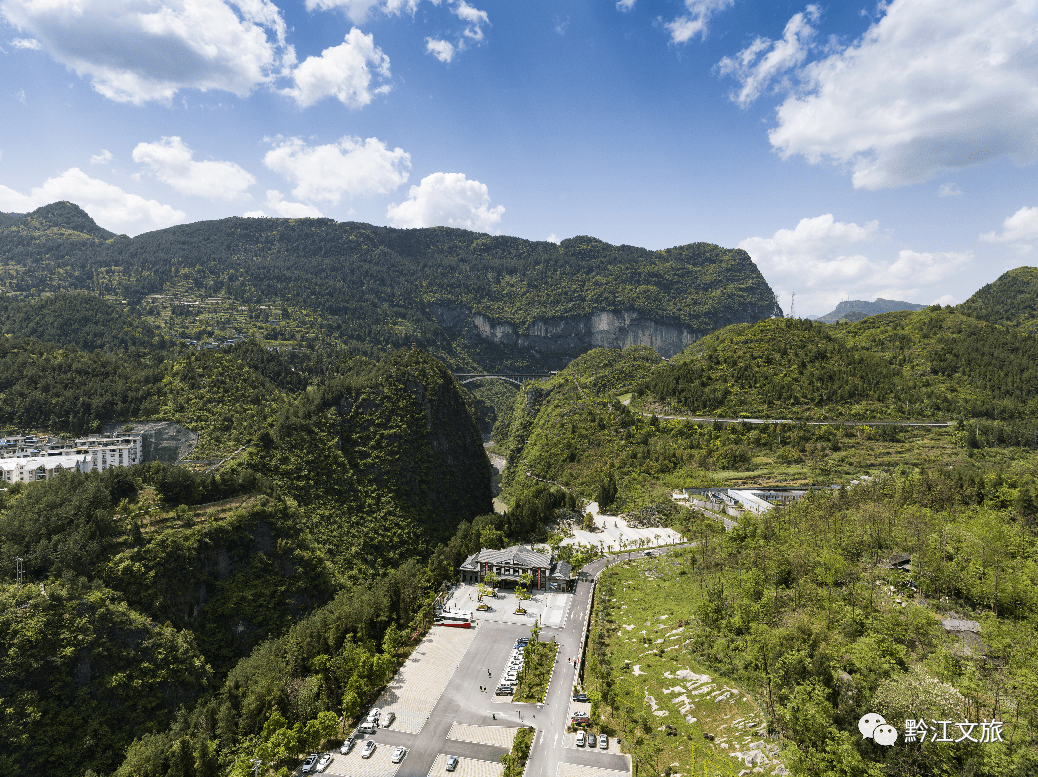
{"left": 727, "top": 489, "right": 776, "bottom": 515}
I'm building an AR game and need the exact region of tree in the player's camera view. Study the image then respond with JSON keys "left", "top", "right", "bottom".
{"left": 382, "top": 622, "right": 402, "bottom": 657}
{"left": 582, "top": 512, "right": 595, "bottom": 532}
{"left": 484, "top": 570, "right": 500, "bottom": 589}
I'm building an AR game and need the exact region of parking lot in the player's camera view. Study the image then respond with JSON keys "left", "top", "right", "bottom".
{"left": 425, "top": 754, "right": 504, "bottom": 777}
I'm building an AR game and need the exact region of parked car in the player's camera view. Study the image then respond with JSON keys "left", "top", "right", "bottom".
{"left": 316, "top": 753, "right": 333, "bottom": 772}
{"left": 301, "top": 754, "right": 319, "bottom": 773}
{"left": 575, "top": 731, "right": 586, "bottom": 747}
{"left": 496, "top": 685, "right": 514, "bottom": 695}
{"left": 588, "top": 732, "right": 597, "bottom": 748}
{"left": 369, "top": 707, "right": 381, "bottom": 720}
{"left": 361, "top": 741, "right": 376, "bottom": 759}
{"left": 358, "top": 722, "right": 378, "bottom": 734}
{"left": 573, "top": 693, "right": 589, "bottom": 702}
{"left": 643, "top": 550, "right": 654, "bottom": 556}
{"left": 339, "top": 736, "right": 356, "bottom": 754}
{"left": 446, "top": 755, "right": 459, "bottom": 771}
{"left": 382, "top": 711, "right": 396, "bottom": 728}
{"left": 599, "top": 734, "right": 608, "bottom": 749}
{"left": 392, "top": 747, "right": 407, "bottom": 763}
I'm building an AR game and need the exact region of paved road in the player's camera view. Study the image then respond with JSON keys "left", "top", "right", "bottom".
{"left": 522, "top": 546, "right": 688, "bottom": 777}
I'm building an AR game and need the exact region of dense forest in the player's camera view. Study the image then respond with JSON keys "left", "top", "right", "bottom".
{"left": 958, "top": 266, "right": 1038, "bottom": 332}
{"left": 0, "top": 201, "right": 781, "bottom": 371}
{"left": 641, "top": 311, "right": 1038, "bottom": 422}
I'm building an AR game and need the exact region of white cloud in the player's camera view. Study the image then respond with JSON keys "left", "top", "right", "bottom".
{"left": 264, "top": 136, "right": 410, "bottom": 203}
{"left": 616, "top": 0, "right": 635, "bottom": 11}
{"left": 387, "top": 172, "right": 503, "bottom": 232}
{"left": 547, "top": 233, "right": 560, "bottom": 244}
{"left": 768, "top": 0, "right": 1038, "bottom": 189}
{"left": 282, "top": 28, "right": 391, "bottom": 108}
{"left": 666, "top": 0, "right": 734, "bottom": 44}
{"left": 932, "top": 294, "right": 958, "bottom": 306}
{"left": 10, "top": 36, "right": 40, "bottom": 49}
{"left": 90, "top": 150, "right": 114, "bottom": 165}
{"left": 0, "top": 0, "right": 290, "bottom": 104}
{"left": 0, "top": 168, "right": 186, "bottom": 235}
{"left": 938, "top": 183, "right": 962, "bottom": 197}
{"left": 304, "top": 0, "right": 418, "bottom": 25}
{"left": 245, "top": 190, "right": 323, "bottom": 218}
{"left": 738, "top": 213, "right": 972, "bottom": 312}
{"left": 132, "top": 136, "right": 255, "bottom": 199}
{"left": 980, "top": 205, "right": 1038, "bottom": 251}
{"left": 453, "top": 0, "right": 488, "bottom": 41}
{"left": 426, "top": 38, "right": 455, "bottom": 63}
{"left": 717, "top": 6, "right": 819, "bottom": 107}
{"left": 15, "top": 89, "right": 26, "bottom": 103}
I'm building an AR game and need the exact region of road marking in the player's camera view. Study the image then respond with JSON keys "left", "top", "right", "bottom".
{"left": 554, "top": 733, "right": 559, "bottom": 749}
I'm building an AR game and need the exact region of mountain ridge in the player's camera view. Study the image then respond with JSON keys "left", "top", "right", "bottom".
{"left": 0, "top": 201, "right": 783, "bottom": 371}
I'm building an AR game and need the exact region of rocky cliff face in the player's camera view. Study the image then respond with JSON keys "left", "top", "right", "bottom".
{"left": 433, "top": 305, "right": 711, "bottom": 359}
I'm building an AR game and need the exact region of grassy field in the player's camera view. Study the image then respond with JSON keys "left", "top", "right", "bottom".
{"left": 585, "top": 551, "right": 786, "bottom": 776}
{"left": 514, "top": 640, "right": 559, "bottom": 703}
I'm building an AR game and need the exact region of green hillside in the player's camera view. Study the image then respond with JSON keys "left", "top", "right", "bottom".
{"left": 0, "top": 201, "right": 781, "bottom": 371}
{"left": 643, "top": 309, "right": 1038, "bottom": 422}
{"left": 959, "top": 266, "right": 1038, "bottom": 331}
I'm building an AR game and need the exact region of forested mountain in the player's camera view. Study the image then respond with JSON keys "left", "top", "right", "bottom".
{"left": 0, "top": 292, "right": 164, "bottom": 352}
{"left": 958, "top": 266, "right": 1038, "bottom": 331}
{"left": 816, "top": 297, "right": 927, "bottom": 323}
{"left": 642, "top": 308, "right": 1038, "bottom": 422}
{"left": 0, "top": 201, "right": 781, "bottom": 370}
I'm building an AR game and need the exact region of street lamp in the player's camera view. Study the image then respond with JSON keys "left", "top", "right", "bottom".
{"left": 251, "top": 758, "right": 261, "bottom": 777}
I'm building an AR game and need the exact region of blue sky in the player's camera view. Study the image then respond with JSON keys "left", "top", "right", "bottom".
{"left": 2, "top": 0, "right": 1037, "bottom": 316}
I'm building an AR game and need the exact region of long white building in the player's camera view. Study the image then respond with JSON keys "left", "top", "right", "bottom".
{"left": 0, "top": 433, "right": 143, "bottom": 483}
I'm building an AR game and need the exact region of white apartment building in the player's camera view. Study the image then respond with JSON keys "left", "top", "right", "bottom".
{"left": 0, "top": 433, "right": 143, "bottom": 483}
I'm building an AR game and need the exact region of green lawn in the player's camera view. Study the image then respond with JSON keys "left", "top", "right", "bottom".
{"left": 584, "top": 552, "right": 783, "bottom": 776}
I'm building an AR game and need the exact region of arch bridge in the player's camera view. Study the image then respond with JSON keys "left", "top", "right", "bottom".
{"left": 454, "top": 373, "right": 554, "bottom": 388}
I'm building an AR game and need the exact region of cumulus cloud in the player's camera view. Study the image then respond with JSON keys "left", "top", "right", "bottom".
{"left": 980, "top": 205, "right": 1038, "bottom": 251}
{"left": 938, "top": 183, "right": 963, "bottom": 197}
{"left": 304, "top": 0, "right": 418, "bottom": 25}
{"left": 10, "top": 36, "right": 40, "bottom": 49}
{"left": 0, "top": 168, "right": 185, "bottom": 235}
{"left": 547, "top": 233, "right": 560, "bottom": 244}
{"left": 453, "top": 0, "right": 488, "bottom": 41}
{"left": 282, "top": 28, "right": 390, "bottom": 108}
{"left": 717, "top": 6, "right": 819, "bottom": 107}
{"left": 264, "top": 136, "right": 410, "bottom": 203}
{"left": 132, "top": 136, "right": 255, "bottom": 199}
{"left": 666, "top": 0, "right": 734, "bottom": 44}
{"left": 387, "top": 172, "right": 503, "bottom": 232}
{"left": 426, "top": 38, "right": 455, "bottom": 63}
{"left": 738, "top": 213, "right": 972, "bottom": 313}
{"left": 616, "top": 0, "right": 636, "bottom": 11}
{"left": 0, "top": 0, "right": 290, "bottom": 104}
{"left": 90, "top": 150, "right": 114, "bottom": 165}
{"left": 767, "top": 0, "right": 1038, "bottom": 189}
{"left": 244, "top": 190, "right": 323, "bottom": 218}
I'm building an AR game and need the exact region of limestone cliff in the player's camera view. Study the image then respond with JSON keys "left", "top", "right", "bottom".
{"left": 433, "top": 305, "right": 749, "bottom": 361}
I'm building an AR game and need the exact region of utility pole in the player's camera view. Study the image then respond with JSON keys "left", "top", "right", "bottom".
{"left": 15, "top": 557, "right": 23, "bottom": 587}
{"left": 791, "top": 292, "right": 796, "bottom": 319}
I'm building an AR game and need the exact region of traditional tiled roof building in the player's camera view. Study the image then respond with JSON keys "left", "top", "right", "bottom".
{"left": 459, "top": 545, "right": 574, "bottom": 592}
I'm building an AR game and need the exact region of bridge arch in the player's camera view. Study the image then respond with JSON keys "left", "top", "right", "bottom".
{"left": 458, "top": 375, "right": 524, "bottom": 388}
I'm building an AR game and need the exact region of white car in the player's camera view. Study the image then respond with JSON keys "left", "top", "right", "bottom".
{"left": 339, "top": 736, "right": 356, "bottom": 754}
{"left": 382, "top": 711, "right": 396, "bottom": 728}
{"left": 301, "top": 754, "right": 319, "bottom": 773}
{"left": 575, "top": 731, "right": 586, "bottom": 747}
{"left": 362, "top": 741, "right": 376, "bottom": 759}
{"left": 316, "top": 753, "right": 333, "bottom": 772}
{"left": 392, "top": 747, "right": 407, "bottom": 763}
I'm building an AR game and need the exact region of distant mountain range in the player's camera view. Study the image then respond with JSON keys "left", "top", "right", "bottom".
{"left": 815, "top": 298, "right": 928, "bottom": 323}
